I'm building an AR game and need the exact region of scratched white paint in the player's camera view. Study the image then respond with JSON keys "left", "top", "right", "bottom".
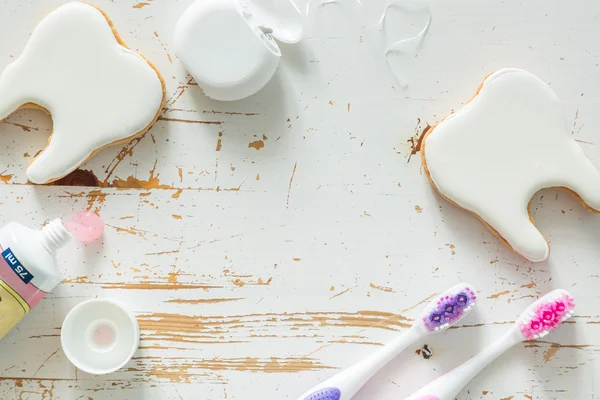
{"left": 0, "top": 0, "right": 599, "bottom": 399}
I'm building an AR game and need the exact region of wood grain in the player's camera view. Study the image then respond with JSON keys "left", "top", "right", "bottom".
{"left": 0, "top": 0, "right": 599, "bottom": 398}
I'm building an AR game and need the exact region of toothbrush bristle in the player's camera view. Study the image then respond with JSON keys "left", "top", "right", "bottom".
{"left": 518, "top": 289, "right": 575, "bottom": 340}
{"left": 303, "top": 388, "right": 341, "bottom": 400}
{"left": 421, "top": 283, "right": 477, "bottom": 332}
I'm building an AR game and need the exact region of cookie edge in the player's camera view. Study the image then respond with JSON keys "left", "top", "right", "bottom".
{"left": 0, "top": 2, "right": 167, "bottom": 185}
{"left": 419, "top": 70, "right": 600, "bottom": 263}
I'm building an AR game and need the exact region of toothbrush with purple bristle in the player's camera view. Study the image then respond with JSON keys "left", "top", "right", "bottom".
{"left": 404, "top": 289, "right": 575, "bottom": 400}
{"left": 296, "top": 283, "right": 477, "bottom": 400}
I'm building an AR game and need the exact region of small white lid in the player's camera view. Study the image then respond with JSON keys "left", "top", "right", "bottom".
{"left": 61, "top": 299, "right": 139, "bottom": 375}
{"left": 236, "top": 0, "right": 304, "bottom": 44}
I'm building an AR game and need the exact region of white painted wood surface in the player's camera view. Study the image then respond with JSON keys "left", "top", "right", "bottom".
{"left": 0, "top": 0, "right": 599, "bottom": 398}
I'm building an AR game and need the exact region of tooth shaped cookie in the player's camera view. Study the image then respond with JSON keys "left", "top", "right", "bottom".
{"left": 0, "top": 2, "right": 165, "bottom": 184}
{"left": 422, "top": 68, "right": 600, "bottom": 262}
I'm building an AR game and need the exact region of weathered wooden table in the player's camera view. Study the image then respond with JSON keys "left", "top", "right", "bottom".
{"left": 0, "top": 0, "right": 598, "bottom": 398}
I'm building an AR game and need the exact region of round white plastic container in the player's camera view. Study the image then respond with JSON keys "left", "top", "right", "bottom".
{"left": 173, "top": 0, "right": 303, "bottom": 101}
{"left": 61, "top": 299, "right": 140, "bottom": 375}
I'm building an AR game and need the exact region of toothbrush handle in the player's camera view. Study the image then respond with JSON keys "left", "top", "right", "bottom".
{"left": 404, "top": 328, "right": 522, "bottom": 400}
{"left": 298, "top": 326, "right": 423, "bottom": 400}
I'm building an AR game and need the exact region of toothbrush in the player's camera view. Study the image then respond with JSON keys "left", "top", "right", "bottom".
{"left": 404, "top": 289, "right": 575, "bottom": 400}
{"left": 296, "top": 283, "right": 477, "bottom": 400}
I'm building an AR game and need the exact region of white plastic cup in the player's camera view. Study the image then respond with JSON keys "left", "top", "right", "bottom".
{"left": 61, "top": 299, "right": 140, "bottom": 375}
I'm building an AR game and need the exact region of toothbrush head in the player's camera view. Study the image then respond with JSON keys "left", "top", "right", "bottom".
{"left": 517, "top": 289, "right": 575, "bottom": 340}
{"left": 420, "top": 283, "right": 477, "bottom": 332}
{"left": 303, "top": 388, "right": 341, "bottom": 400}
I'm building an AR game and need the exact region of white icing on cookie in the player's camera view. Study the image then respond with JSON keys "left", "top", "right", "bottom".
{"left": 0, "top": 2, "right": 164, "bottom": 184}
{"left": 423, "top": 68, "right": 600, "bottom": 262}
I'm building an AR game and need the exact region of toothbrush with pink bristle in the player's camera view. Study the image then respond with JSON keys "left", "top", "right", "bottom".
{"left": 296, "top": 283, "right": 477, "bottom": 400}
{"left": 404, "top": 289, "right": 575, "bottom": 400}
